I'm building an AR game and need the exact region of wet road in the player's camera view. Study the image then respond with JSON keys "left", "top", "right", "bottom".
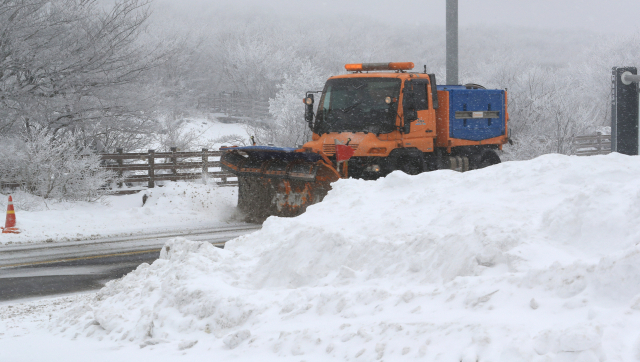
{"left": 0, "top": 251, "right": 159, "bottom": 301}
{"left": 0, "top": 225, "right": 260, "bottom": 302}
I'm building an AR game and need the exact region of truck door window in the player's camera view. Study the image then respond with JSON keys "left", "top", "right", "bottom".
{"left": 412, "top": 80, "right": 429, "bottom": 110}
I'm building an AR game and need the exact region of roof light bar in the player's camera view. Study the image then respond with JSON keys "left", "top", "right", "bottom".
{"left": 345, "top": 62, "right": 415, "bottom": 72}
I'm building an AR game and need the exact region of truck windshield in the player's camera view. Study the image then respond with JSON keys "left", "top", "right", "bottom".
{"left": 314, "top": 77, "right": 401, "bottom": 134}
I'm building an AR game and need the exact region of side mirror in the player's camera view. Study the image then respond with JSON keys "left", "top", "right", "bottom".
{"left": 403, "top": 120, "right": 411, "bottom": 134}
{"left": 403, "top": 106, "right": 416, "bottom": 134}
{"left": 402, "top": 105, "right": 418, "bottom": 134}
{"left": 304, "top": 94, "right": 314, "bottom": 127}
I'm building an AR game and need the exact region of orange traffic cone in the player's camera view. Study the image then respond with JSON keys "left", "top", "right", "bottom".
{"left": 1, "top": 195, "right": 20, "bottom": 234}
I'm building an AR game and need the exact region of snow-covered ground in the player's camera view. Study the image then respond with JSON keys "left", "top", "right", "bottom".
{"left": 180, "top": 116, "right": 251, "bottom": 149}
{"left": 0, "top": 115, "right": 250, "bottom": 246}
{"left": 2, "top": 153, "right": 640, "bottom": 361}
{"left": 0, "top": 182, "right": 238, "bottom": 245}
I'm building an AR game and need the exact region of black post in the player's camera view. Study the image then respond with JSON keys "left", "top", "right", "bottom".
{"left": 116, "top": 148, "right": 123, "bottom": 188}
{"left": 612, "top": 66, "right": 639, "bottom": 155}
{"left": 202, "top": 148, "right": 208, "bottom": 184}
{"left": 148, "top": 149, "right": 155, "bottom": 188}
{"left": 170, "top": 147, "right": 177, "bottom": 177}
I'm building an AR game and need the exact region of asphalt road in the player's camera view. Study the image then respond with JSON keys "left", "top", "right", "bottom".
{"left": 0, "top": 251, "right": 159, "bottom": 301}
{"left": 0, "top": 225, "right": 260, "bottom": 302}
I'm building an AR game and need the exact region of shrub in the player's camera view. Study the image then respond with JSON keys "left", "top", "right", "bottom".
{"left": 0, "top": 127, "right": 116, "bottom": 202}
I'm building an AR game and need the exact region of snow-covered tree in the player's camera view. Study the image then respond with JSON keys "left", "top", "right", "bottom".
{"left": 0, "top": 0, "right": 166, "bottom": 147}
{"left": 0, "top": 127, "right": 116, "bottom": 201}
{"left": 248, "top": 61, "right": 327, "bottom": 147}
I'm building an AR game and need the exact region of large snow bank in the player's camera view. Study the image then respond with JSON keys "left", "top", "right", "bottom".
{"left": 0, "top": 182, "right": 238, "bottom": 245}
{"left": 55, "top": 153, "right": 640, "bottom": 361}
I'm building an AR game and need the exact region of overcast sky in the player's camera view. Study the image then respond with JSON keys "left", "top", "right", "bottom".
{"left": 155, "top": 0, "right": 640, "bottom": 34}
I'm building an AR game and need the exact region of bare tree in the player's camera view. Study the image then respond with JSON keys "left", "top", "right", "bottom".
{"left": 0, "top": 0, "right": 167, "bottom": 149}
{"left": 216, "top": 30, "right": 299, "bottom": 98}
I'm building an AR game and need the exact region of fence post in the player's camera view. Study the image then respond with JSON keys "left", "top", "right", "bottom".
{"left": 170, "top": 147, "right": 177, "bottom": 177}
{"left": 148, "top": 149, "right": 155, "bottom": 188}
{"left": 596, "top": 134, "right": 602, "bottom": 153}
{"left": 202, "top": 148, "right": 209, "bottom": 185}
{"left": 116, "top": 148, "right": 124, "bottom": 188}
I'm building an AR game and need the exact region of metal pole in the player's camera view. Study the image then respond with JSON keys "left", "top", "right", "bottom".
{"left": 622, "top": 71, "right": 640, "bottom": 153}
{"left": 612, "top": 67, "right": 640, "bottom": 155}
{"left": 446, "top": 0, "right": 459, "bottom": 85}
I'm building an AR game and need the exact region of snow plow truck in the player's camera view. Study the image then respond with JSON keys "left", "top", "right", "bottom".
{"left": 221, "top": 62, "right": 509, "bottom": 221}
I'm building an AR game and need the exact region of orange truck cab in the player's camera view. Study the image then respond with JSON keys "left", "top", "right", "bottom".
{"left": 302, "top": 62, "right": 509, "bottom": 179}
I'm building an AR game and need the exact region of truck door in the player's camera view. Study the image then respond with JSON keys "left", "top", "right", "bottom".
{"left": 402, "top": 79, "right": 436, "bottom": 152}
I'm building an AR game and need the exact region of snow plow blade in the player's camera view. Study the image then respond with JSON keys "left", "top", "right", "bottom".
{"left": 220, "top": 146, "right": 340, "bottom": 222}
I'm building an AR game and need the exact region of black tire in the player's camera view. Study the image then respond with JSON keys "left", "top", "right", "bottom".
{"left": 478, "top": 150, "right": 501, "bottom": 169}
{"left": 398, "top": 154, "right": 424, "bottom": 175}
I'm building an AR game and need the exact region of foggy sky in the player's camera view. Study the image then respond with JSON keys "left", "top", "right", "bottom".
{"left": 154, "top": 0, "right": 640, "bottom": 35}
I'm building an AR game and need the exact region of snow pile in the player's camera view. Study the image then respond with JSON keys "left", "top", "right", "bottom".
{"left": 55, "top": 154, "right": 640, "bottom": 361}
{"left": 0, "top": 182, "right": 238, "bottom": 245}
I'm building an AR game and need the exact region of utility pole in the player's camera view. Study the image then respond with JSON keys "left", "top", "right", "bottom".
{"left": 446, "top": 0, "right": 458, "bottom": 85}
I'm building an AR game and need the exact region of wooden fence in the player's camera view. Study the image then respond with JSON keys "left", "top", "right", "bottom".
{"left": 101, "top": 148, "right": 236, "bottom": 193}
{"left": 1, "top": 134, "right": 614, "bottom": 194}
{"left": 572, "top": 134, "right": 612, "bottom": 156}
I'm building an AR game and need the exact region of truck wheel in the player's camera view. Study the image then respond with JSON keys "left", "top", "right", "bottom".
{"left": 399, "top": 154, "right": 423, "bottom": 175}
{"left": 478, "top": 150, "right": 501, "bottom": 169}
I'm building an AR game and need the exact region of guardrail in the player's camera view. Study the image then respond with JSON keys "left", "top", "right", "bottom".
{"left": 101, "top": 148, "right": 236, "bottom": 193}
{"left": 572, "top": 134, "right": 612, "bottom": 156}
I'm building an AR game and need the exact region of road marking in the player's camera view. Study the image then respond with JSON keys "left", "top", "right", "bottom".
{"left": 0, "top": 242, "right": 226, "bottom": 269}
